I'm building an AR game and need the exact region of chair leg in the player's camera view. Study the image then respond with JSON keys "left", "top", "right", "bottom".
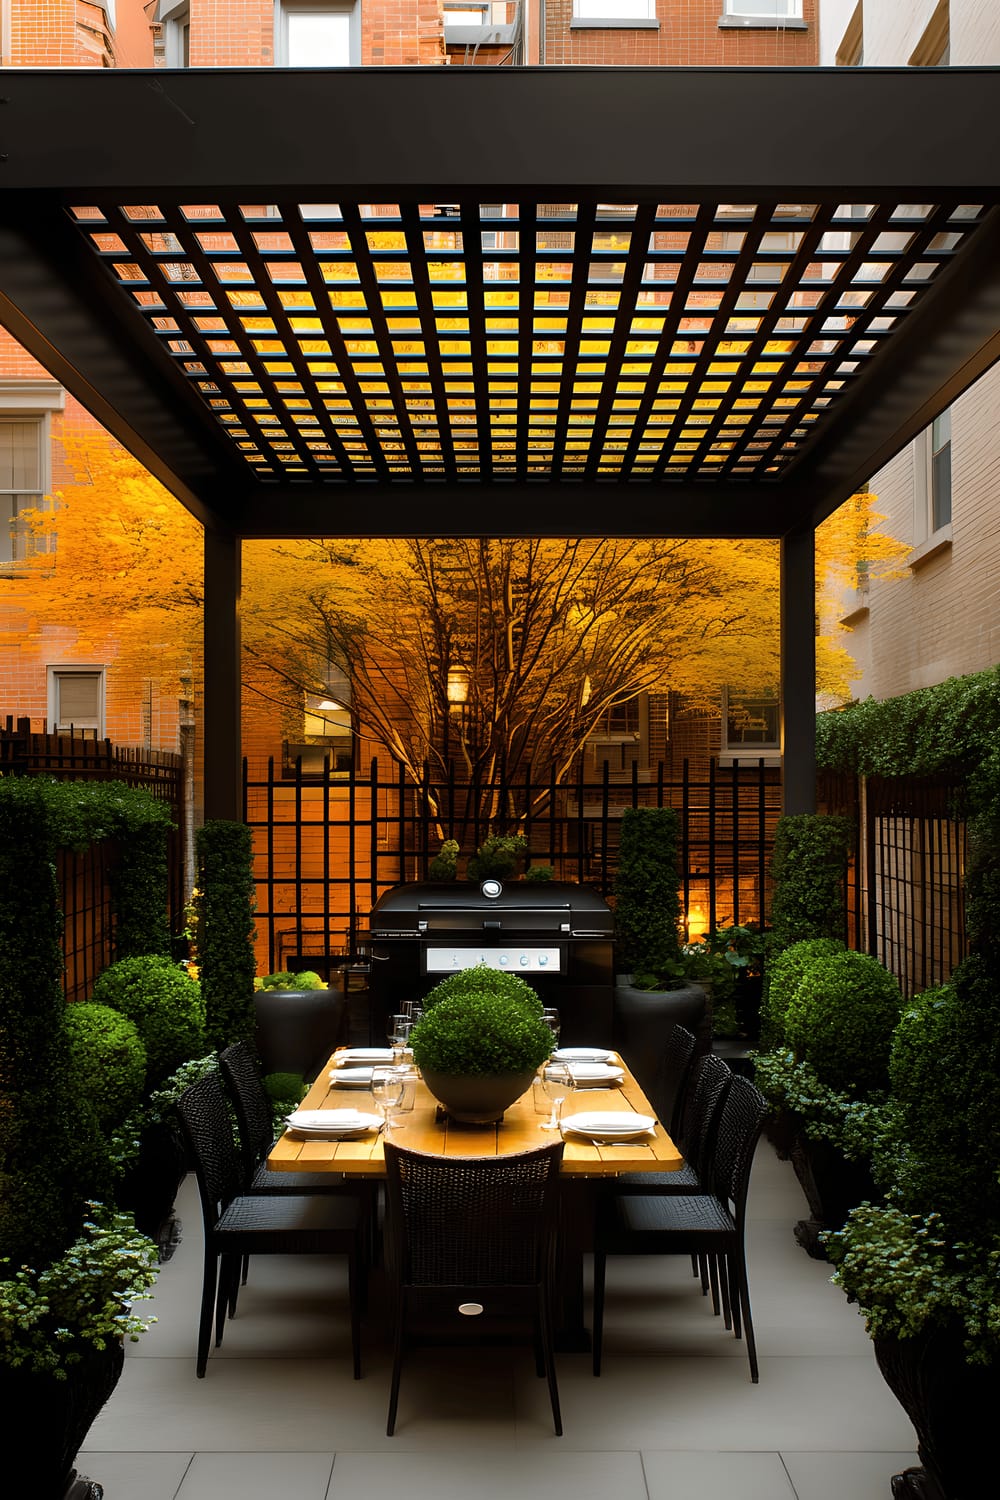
{"left": 718, "top": 1253, "right": 733, "bottom": 1331}
{"left": 537, "top": 1291, "right": 562, "bottom": 1437}
{"left": 386, "top": 1319, "right": 404, "bottom": 1436}
{"left": 215, "top": 1254, "right": 237, "bottom": 1347}
{"left": 592, "top": 1249, "right": 607, "bottom": 1376}
{"left": 196, "top": 1246, "right": 218, "bottom": 1377}
{"left": 707, "top": 1253, "right": 722, "bottom": 1317}
{"left": 241, "top": 1251, "right": 250, "bottom": 1287}
{"left": 348, "top": 1245, "right": 362, "bottom": 1381}
{"left": 732, "top": 1245, "right": 758, "bottom": 1381}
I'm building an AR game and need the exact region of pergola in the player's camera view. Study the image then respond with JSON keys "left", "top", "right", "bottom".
{"left": 2, "top": 65, "right": 999, "bottom": 819}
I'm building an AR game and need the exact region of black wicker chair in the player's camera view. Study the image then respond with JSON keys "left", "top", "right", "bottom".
{"left": 382, "top": 1140, "right": 565, "bottom": 1437}
{"left": 592, "top": 1073, "right": 770, "bottom": 1381}
{"left": 614, "top": 1050, "right": 733, "bottom": 1197}
{"left": 175, "top": 1071, "right": 364, "bottom": 1379}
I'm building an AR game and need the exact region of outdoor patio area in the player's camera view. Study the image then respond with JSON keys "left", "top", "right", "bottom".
{"left": 81, "top": 1140, "right": 918, "bottom": 1500}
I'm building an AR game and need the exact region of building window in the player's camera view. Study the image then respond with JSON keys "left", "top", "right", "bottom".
{"left": 0, "top": 420, "right": 44, "bottom": 566}
{"left": 723, "top": 0, "right": 802, "bottom": 16}
{"left": 48, "top": 668, "right": 106, "bottom": 737}
{"left": 277, "top": 2, "right": 359, "bottom": 66}
{"left": 929, "top": 409, "right": 952, "bottom": 531}
{"left": 158, "top": 1, "right": 190, "bottom": 67}
{"left": 284, "top": 666, "right": 354, "bottom": 777}
{"left": 573, "top": 0, "right": 656, "bottom": 19}
{"left": 722, "top": 687, "right": 780, "bottom": 762}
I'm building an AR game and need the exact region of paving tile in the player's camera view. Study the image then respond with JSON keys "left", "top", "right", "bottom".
{"left": 327, "top": 1449, "right": 648, "bottom": 1500}
{"left": 781, "top": 1450, "right": 921, "bottom": 1500}
{"left": 74, "top": 1451, "right": 193, "bottom": 1500}
{"left": 643, "top": 1449, "right": 798, "bottom": 1500}
{"left": 174, "top": 1452, "right": 334, "bottom": 1500}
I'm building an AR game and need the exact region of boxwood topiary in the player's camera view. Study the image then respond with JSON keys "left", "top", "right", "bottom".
{"left": 422, "top": 964, "right": 543, "bottom": 1015}
{"left": 759, "top": 937, "right": 846, "bottom": 1049}
{"left": 769, "top": 813, "right": 853, "bottom": 952}
{"left": 784, "top": 949, "right": 902, "bottom": 1097}
{"left": 410, "top": 992, "right": 553, "bottom": 1077}
{"left": 63, "top": 1002, "right": 147, "bottom": 1130}
{"left": 92, "top": 955, "right": 206, "bottom": 1088}
{"left": 613, "top": 806, "right": 684, "bottom": 980}
{"left": 196, "top": 820, "right": 257, "bottom": 1051}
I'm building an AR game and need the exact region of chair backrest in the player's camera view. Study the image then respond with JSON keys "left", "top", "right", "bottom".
{"left": 707, "top": 1074, "right": 770, "bottom": 1220}
{"left": 175, "top": 1070, "right": 244, "bottom": 1228}
{"left": 218, "top": 1039, "right": 274, "bottom": 1177}
{"left": 678, "top": 1051, "right": 732, "bottom": 1179}
{"left": 655, "top": 1023, "right": 697, "bottom": 1138}
{"left": 382, "top": 1141, "right": 564, "bottom": 1288}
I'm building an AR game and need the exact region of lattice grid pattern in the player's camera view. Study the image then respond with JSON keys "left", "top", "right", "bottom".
{"left": 69, "top": 197, "right": 986, "bottom": 487}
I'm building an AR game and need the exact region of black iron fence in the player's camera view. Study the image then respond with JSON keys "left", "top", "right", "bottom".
{"left": 244, "top": 753, "right": 784, "bottom": 974}
{"left": 819, "top": 768, "right": 968, "bottom": 997}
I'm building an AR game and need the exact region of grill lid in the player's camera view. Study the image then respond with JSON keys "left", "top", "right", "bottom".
{"left": 370, "top": 879, "right": 613, "bottom": 937}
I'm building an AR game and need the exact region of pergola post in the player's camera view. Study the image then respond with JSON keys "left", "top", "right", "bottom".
{"left": 780, "top": 527, "right": 816, "bottom": 816}
{"left": 203, "top": 527, "right": 242, "bottom": 823}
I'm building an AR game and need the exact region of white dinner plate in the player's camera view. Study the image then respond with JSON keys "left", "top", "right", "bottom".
{"left": 559, "top": 1062, "right": 624, "bottom": 1086}
{"left": 561, "top": 1111, "right": 656, "bottom": 1141}
{"left": 332, "top": 1048, "right": 394, "bottom": 1066}
{"left": 284, "top": 1109, "right": 382, "bottom": 1138}
{"left": 552, "top": 1047, "right": 617, "bottom": 1064}
{"left": 328, "top": 1066, "right": 374, "bottom": 1087}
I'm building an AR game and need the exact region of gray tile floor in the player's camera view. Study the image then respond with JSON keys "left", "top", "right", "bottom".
{"left": 81, "top": 1144, "right": 918, "bottom": 1499}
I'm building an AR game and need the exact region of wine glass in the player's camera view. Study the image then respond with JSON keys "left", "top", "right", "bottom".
{"left": 542, "top": 1007, "right": 561, "bottom": 1050}
{"left": 371, "top": 1065, "right": 405, "bottom": 1135}
{"left": 386, "top": 1013, "right": 411, "bottom": 1062}
{"left": 539, "top": 1059, "right": 574, "bottom": 1132}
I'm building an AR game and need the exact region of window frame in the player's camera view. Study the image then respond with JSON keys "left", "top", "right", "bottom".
{"left": 718, "top": 0, "right": 806, "bottom": 28}
{"left": 911, "top": 407, "right": 953, "bottom": 566}
{"left": 571, "top": 0, "right": 658, "bottom": 28}
{"left": 275, "top": 0, "right": 360, "bottom": 67}
{"left": 158, "top": 0, "right": 190, "bottom": 68}
{"left": 719, "top": 686, "right": 781, "bottom": 766}
{"left": 0, "top": 381, "right": 63, "bottom": 571}
{"left": 47, "top": 666, "right": 107, "bottom": 739}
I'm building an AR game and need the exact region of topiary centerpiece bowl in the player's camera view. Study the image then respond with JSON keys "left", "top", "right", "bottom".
{"left": 409, "top": 967, "right": 553, "bottom": 1124}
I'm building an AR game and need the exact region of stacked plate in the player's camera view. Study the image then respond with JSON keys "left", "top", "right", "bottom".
{"left": 548, "top": 1061, "right": 624, "bottom": 1088}
{"left": 328, "top": 1066, "right": 375, "bottom": 1088}
{"left": 552, "top": 1047, "right": 619, "bottom": 1064}
{"left": 561, "top": 1111, "right": 656, "bottom": 1142}
{"left": 331, "top": 1047, "right": 394, "bottom": 1066}
{"left": 284, "top": 1109, "right": 382, "bottom": 1139}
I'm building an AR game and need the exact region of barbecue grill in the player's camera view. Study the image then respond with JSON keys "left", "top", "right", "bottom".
{"left": 367, "top": 879, "right": 615, "bottom": 1047}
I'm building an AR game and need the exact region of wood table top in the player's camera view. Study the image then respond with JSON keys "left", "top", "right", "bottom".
{"left": 267, "top": 1052, "right": 683, "bottom": 1179}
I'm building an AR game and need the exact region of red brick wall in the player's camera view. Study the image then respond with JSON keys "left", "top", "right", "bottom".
{"left": 543, "top": 0, "right": 818, "bottom": 66}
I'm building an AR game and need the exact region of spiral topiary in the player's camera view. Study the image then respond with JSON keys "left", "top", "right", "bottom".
{"left": 63, "top": 1003, "right": 147, "bottom": 1131}
{"left": 91, "top": 955, "right": 206, "bottom": 1088}
{"left": 784, "top": 949, "right": 902, "bottom": 1097}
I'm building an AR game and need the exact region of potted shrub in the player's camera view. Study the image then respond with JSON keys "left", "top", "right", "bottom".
{"left": 754, "top": 947, "right": 901, "bottom": 1256}
{"left": 0, "top": 779, "right": 158, "bottom": 1498}
{"left": 253, "top": 968, "right": 347, "bottom": 1080}
{"left": 409, "top": 966, "right": 553, "bottom": 1123}
{"left": 827, "top": 953, "right": 1000, "bottom": 1500}
{"left": 611, "top": 807, "right": 708, "bottom": 1111}
{"left": 0, "top": 1207, "right": 157, "bottom": 1499}
{"left": 712, "top": 921, "right": 768, "bottom": 1042}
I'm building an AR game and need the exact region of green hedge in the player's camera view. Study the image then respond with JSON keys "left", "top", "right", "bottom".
{"left": 768, "top": 814, "right": 853, "bottom": 953}
{"left": 196, "top": 820, "right": 257, "bottom": 1051}
{"left": 613, "top": 806, "right": 684, "bottom": 978}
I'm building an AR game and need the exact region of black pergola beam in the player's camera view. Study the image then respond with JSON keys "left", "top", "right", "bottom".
{"left": 1, "top": 67, "right": 998, "bottom": 198}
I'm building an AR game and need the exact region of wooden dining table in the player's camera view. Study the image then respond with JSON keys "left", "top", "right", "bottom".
{"left": 268, "top": 1051, "right": 682, "bottom": 1346}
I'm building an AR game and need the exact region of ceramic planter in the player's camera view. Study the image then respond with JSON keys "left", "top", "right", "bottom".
{"left": 253, "top": 985, "right": 347, "bottom": 1080}
{"left": 613, "top": 976, "right": 708, "bottom": 1122}
{"left": 420, "top": 1067, "right": 536, "bottom": 1124}
{"left": 3, "top": 1339, "right": 124, "bottom": 1498}
{"left": 788, "top": 1123, "right": 880, "bottom": 1260}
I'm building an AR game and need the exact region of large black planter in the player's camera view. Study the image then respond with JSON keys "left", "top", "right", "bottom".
{"left": 116, "top": 1116, "right": 188, "bottom": 1260}
{"left": 874, "top": 1326, "right": 1000, "bottom": 1499}
{"left": 613, "top": 977, "right": 708, "bottom": 1123}
{"left": 254, "top": 985, "right": 348, "bottom": 1080}
{"left": 4, "top": 1339, "right": 125, "bottom": 1498}
{"left": 789, "top": 1127, "right": 879, "bottom": 1259}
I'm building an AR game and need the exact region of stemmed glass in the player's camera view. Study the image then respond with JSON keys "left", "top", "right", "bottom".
{"left": 539, "top": 1059, "right": 575, "bottom": 1132}
{"left": 387, "top": 1013, "right": 411, "bottom": 1064}
{"left": 371, "top": 1064, "right": 405, "bottom": 1135}
{"left": 542, "top": 1007, "right": 561, "bottom": 1050}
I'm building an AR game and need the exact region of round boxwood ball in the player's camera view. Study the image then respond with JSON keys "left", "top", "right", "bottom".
{"left": 784, "top": 949, "right": 902, "bottom": 1096}
{"left": 92, "top": 955, "right": 206, "bottom": 1087}
{"left": 63, "top": 1001, "right": 147, "bottom": 1129}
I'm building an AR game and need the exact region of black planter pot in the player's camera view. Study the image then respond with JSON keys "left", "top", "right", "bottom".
{"left": 420, "top": 1067, "right": 536, "bottom": 1124}
{"left": 254, "top": 985, "right": 348, "bottom": 1080}
{"left": 613, "top": 977, "right": 708, "bottom": 1122}
{"left": 874, "top": 1326, "right": 1000, "bottom": 1500}
{"left": 116, "top": 1116, "right": 189, "bottom": 1261}
{"left": 4, "top": 1339, "right": 125, "bottom": 1498}
{"left": 789, "top": 1126, "right": 879, "bottom": 1259}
